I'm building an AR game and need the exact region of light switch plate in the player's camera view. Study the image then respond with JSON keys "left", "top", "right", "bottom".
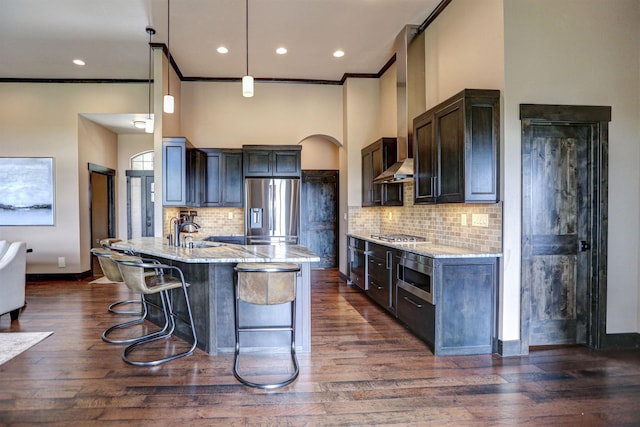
{"left": 471, "top": 213, "right": 489, "bottom": 227}
{"left": 461, "top": 214, "right": 467, "bottom": 226}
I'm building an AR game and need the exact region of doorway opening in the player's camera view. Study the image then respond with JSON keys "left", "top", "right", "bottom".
{"left": 126, "top": 150, "right": 155, "bottom": 238}
{"left": 89, "top": 163, "right": 116, "bottom": 275}
{"left": 520, "top": 104, "right": 610, "bottom": 354}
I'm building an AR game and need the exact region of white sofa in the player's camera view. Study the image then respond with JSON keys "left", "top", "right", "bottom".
{"left": 0, "top": 241, "right": 27, "bottom": 321}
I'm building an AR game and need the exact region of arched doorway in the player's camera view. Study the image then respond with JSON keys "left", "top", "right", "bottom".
{"left": 298, "top": 135, "right": 341, "bottom": 268}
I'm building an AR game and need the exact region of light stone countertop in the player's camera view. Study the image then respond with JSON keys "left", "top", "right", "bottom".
{"left": 348, "top": 233, "right": 502, "bottom": 258}
{"left": 112, "top": 237, "right": 321, "bottom": 264}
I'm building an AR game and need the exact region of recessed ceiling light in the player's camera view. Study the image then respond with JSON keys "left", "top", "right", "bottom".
{"left": 276, "top": 47, "right": 287, "bottom": 55}
{"left": 217, "top": 46, "right": 229, "bottom": 54}
{"left": 133, "top": 120, "right": 146, "bottom": 129}
{"left": 333, "top": 50, "right": 345, "bottom": 58}
{"left": 73, "top": 59, "right": 86, "bottom": 66}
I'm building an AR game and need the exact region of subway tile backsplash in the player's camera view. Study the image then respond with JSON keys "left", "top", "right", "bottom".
{"left": 348, "top": 181, "right": 502, "bottom": 253}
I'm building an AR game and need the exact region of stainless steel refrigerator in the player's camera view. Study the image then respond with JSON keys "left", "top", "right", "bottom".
{"left": 245, "top": 178, "right": 300, "bottom": 245}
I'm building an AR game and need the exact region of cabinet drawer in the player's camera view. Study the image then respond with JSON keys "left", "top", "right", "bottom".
{"left": 397, "top": 287, "right": 435, "bottom": 347}
{"left": 367, "top": 275, "right": 390, "bottom": 308}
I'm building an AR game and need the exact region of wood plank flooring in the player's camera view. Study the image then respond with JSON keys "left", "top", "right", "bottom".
{"left": 1, "top": 269, "right": 639, "bottom": 426}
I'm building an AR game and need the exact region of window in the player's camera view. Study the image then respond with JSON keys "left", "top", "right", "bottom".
{"left": 130, "top": 151, "right": 154, "bottom": 171}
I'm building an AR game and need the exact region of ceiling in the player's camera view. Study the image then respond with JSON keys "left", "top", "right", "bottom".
{"left": 1, "top": 0, "right": 442, "bottom": 133}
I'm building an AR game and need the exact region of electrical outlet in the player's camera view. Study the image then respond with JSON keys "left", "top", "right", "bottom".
{"left": 461, "top": 214, "right": 467, "bottom": 226}
{"left": 388, "top": 211, "right": 393, "bottom": 220}
{"left": 471, "top": 213, "right": 489, "bottom": 227}
{"left": 228, "top": 211, "right": 233, "bottom": 219}
{"left": 58, "top": 257, "right": 66, "bottom": 268}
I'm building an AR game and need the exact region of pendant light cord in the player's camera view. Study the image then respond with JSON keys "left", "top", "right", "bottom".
{"left": 167, "top": 0, "right": 171, "bottom": 95}
{"left": 147, "top": 28, "right": 154, "bottom": 119}
{"left": 245, "top": 0, "right": 249, "bottom": 76}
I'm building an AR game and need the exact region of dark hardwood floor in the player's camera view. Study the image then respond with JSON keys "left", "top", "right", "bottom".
{"left": 1, "top": 269, "right": 639, "bottom": 426}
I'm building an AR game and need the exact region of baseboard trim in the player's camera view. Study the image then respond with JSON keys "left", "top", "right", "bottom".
{"left": 497, "top": 339, "right": 524, "bottom": 357}
{"left": 27, "top": 270, "right": 92, "bottom": 282}
{"left": 602, "top": 332, "right": 640, "bottom": 349}
{"left": 338, "top": 271, "right": 350, "bottom": 283}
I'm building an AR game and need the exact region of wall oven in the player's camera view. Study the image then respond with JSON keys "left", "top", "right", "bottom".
{"left": 397, "top": 251, "right": 433, "bottom": 304}
{"left": 348, "top": 237, "right": 368, "bottom": 290}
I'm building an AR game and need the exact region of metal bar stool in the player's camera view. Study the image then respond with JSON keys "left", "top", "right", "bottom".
{"left": 233, "top": 262, "right": 300, "bottom": 389}
{"left": 92, "top": 239, "right": 143, "bottom": 315}
{"left": 109, "top": 254, "right": 198, "bottom": 366}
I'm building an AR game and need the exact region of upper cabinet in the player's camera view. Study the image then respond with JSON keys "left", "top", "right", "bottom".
{"left": 413, "top": 89, "right": 500, "bottom": 204}
{"left": 361, "top": 138, "right": 403, "bottom": 207}
{"left": 201, "top": 149, "right": 243, "bottom": 207}
{"left": 243, "top": 145, "right": 301, "bottom": 178}
{"left": 162, "top": 137, "right": 205, "bottom": 207}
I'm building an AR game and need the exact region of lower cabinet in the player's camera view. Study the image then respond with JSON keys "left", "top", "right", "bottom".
{"left": 366, "top": 242, "right": 392, "bottom": 310}
{"left": 433, "top": 258, "right": 497, "bottom": 356}
{"left": 347, "top": 236, "right": 498, "bottom": 356}
{"left": 397, "top": 286, "right": 435, "bottom": 345}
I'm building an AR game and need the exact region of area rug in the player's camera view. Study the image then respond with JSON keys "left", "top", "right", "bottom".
{"left": 0, "top": 332, "right": 53, "bottom": 366}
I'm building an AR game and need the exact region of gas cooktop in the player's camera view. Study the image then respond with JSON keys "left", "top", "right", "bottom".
{"left": 370, "top": 234, "right": 428, "bottom": 243}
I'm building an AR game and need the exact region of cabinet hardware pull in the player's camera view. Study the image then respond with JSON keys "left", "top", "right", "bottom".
{"left": 403, "top": 296, "right": 423, "bottom": 308}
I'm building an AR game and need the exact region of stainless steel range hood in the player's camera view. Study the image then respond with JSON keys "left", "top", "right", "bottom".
{"left": 373, "top": 25, "right": 425, "bottom": 184}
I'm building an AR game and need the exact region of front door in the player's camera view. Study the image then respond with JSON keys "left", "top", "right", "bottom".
{"left": 521, "top": 104, "right": 610, "bottom": 351}
{"left": 126, "top": 170, "right": 154, "bottom": 238}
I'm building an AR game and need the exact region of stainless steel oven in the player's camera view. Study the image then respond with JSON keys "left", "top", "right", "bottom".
{"left": 348, "top": 237, "right": 369, "bottom": 291}
{"left": 397, "top": 251, "right": 433, "bottom": 304}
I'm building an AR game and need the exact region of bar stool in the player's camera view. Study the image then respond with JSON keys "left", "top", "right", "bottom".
{"left": 109, "top": 254, "right": 198, "bottom": 366}
{"left": 91, "top": 246, "right": 144, "bottom": 315}
{"left": 233, "top": 262, "right": 300, "bottom": 389}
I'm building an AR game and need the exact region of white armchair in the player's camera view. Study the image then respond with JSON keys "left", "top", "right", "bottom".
{"left": 0, "top": 241, "right": 27, "bottom": 321}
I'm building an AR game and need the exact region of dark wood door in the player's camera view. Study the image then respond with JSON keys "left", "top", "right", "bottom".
{"left": 524, "top": 124, "right": 592, "bottom": 345}
{"left": 301, "top": 170, "right": 338, "bottom": 268}
{"left": 520, "top": 100, "right": 616, "bottom": 351}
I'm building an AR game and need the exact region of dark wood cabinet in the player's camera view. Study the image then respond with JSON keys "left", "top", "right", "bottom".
{"left": 414, "top": 89, "right": 499, "bottom": 204}
{"left": 433, "top": 257, "right": 497, "bottom": 355}
{"left": 366, "top": 242, "right": 393, "bottom": 310}
{"left": 243, "top": 145, "right": 301, "bottom": 177}
{"left": 361, "top": 138, "right": 403, "bottom": 206}
{"left": 201, "top": 149, "right": 243, "bottom": 207}
{"left": 162, "top": 137, "right": 204, "bottom": 206}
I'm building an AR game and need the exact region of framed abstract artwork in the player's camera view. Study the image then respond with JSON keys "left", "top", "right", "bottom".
{"left": 0, "top": 157, "right": 54, "bottom": 226}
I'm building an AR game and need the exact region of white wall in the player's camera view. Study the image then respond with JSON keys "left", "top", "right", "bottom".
{"left": 0, "top": 82, "right": 148, "bottom": 274}
{"left": 504, "top": 0, "right": 640, "bottom": 335}
{"left": 180, "top": 81, "right": 343, "bottom": 149}
{"left": 423, "top": 0, "right": 505, "bottom": 108}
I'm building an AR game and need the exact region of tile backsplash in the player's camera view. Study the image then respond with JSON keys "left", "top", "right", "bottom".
{"left": 348, "top": 181, "right": 502, "bottom": 253}
{"left": 163, "top": 207, "right": 244, "bottom": 239}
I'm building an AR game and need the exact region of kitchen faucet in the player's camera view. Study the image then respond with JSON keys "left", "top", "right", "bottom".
{"left": 168, "top": 217, "right": 201, "bottom": 247}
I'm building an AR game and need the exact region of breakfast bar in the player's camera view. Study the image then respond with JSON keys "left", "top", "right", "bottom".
{"left": 112, "top": 237, "right": 320, "bottom": 354}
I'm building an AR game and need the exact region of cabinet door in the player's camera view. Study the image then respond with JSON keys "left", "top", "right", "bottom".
{"left": 243, "top": 149, "right": 271, "bottom": 176}
{"left": 361, "top": 149, "right": 375, "bottom": 206}
{"left": 436, "top": 99, "right": 465, "bottom": 203}
{"left": 465, "top": 96, "right": 499, "bottom": 202}
{"left": 414, "top": 112, "right": 437, "bottom": 204}
{"left": 186, "top": 148, "right": 206, "bottom": 206}
{"left": 204, "top": 151, "right": 222, "bottom": 206}
{"left": 370, "top": 145, "right": 383, "bottom": 205}
{"left": 162, "top": 140, "right": 187, "bottom": 206}
{"left": 221, "top": 151, "right": 243, "bottom": 206}
{"left": 272, "top": 150, "right": 301, "bottom": 177}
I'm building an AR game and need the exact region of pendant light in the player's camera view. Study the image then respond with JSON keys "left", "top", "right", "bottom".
{"left": 145, "top": 27, "right": 156, "bottom": 133}
{"left": 242, "top": 0, "right": 254, "bottom": 97}
{"left": 163, "top": 0, "right": 175, "bottom": 113}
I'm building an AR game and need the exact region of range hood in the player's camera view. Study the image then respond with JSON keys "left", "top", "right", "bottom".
{"left": 373, "top": 25, "right": 425, "bottom": 184}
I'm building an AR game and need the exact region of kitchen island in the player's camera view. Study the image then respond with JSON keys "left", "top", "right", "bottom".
{"left": 112, "top": 237, "right": 320, "bottom": 354}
